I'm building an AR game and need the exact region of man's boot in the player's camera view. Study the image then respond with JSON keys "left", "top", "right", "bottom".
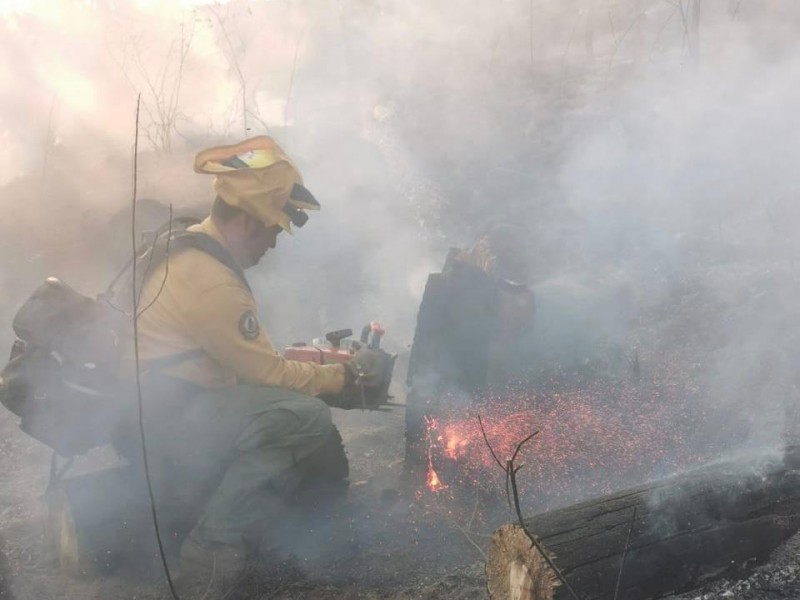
{"left": 175, "top": 528, "right": 247, "bottom": 599}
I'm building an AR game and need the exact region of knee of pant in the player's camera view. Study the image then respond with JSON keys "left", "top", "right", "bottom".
{"left": 238, "top": 395, "right": 333, "bottom": 452}
{"left": 298, "top": 396, "right": 333, "bottom": 439}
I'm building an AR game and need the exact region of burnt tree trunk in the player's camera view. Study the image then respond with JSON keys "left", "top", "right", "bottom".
{"left": 487, "top": 446, "right": 800, "bottom": 600}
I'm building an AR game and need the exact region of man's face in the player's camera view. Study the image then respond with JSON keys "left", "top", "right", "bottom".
{"left": 239, "top": 218, "right": 283, "bottom": 268}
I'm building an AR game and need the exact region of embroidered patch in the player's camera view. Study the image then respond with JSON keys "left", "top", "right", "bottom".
{"left": 239, "top": 310, "right": 260, "bottom": 340}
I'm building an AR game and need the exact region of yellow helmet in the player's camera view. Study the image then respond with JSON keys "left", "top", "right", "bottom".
{"left": 194, "top": 136, "right": 320, "bottom": 233}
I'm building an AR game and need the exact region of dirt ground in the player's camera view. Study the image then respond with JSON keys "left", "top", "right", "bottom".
{"left": 0, "top": 384, "right": 495, "bottom": 600}
{"left": 5, "top": 396, "right": 800, "bottom": 600}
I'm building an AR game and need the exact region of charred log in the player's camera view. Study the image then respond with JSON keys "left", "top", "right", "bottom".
{"left": 486, "top": 446, "right": 800, "bottom": 600}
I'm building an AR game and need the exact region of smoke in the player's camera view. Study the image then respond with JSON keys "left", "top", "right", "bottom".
{"left": 4, "top": 0, "right": 800, "bottom": 588}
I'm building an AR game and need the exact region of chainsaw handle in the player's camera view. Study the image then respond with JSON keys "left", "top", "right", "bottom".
{"left": 360, "top": 321, "right": 385, "bottom": 350}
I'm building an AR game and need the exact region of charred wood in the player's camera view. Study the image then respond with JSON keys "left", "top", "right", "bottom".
{"left": 487, "top": 446, "right": 800, "bottom": 600}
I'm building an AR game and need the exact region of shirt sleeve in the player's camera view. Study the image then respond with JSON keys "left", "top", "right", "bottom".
{"left": 181, "top": 280, "right": 346, "bottom": 396}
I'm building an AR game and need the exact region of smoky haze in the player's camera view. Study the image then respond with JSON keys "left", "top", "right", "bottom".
{"left": 2, "top": 0, "right": 800, "bottom": 563}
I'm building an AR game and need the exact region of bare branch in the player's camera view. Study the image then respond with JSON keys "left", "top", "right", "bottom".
{"left": 450, "top": 517, "right": 487, "bottom": 560}
{"left": 468, "top": 487, "right": 481, "bottom": 532}
{"left": 528, "top": 0, "right": 534, "bottom": 74}
{"left": 284, "top": 33, "right": 302, "bottom": 135}
{"left": 648, "top": 9, "right": 678, "bottom": 62}
{"left": 560, "top": 6, "right": 584, "bottom": 64}
{"left": 209, "top": 4, "right": 248, "bottom": 136}
{"left": 477, "top": 415, "right": 505, "bottom": 470}
{"left": 607, "top": 0, "right": 618, "bottom": 47}
{"left": 510, "top": 431, "right": 538, "bottom": 465}
{"left": 131, "top": 94, "right": 180, "bottom": 600}
{"left": 136, "top": 206, "right": 174, "bottom": 319}
{"left": 606, "top": 8, "right": 649, "bottom": 75}
{"left": 613, "top": 506, "right": 638, "bottom": 600}
{"left": 510, "top": 476, "right": 579, "bottom": 599}
{"left": 507, "top": 432, "right": 581, "bottom": 600}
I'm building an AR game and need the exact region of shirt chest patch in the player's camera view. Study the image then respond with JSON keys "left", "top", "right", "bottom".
{"left": 239, "top": 310, "right": 260, "bottom": 340}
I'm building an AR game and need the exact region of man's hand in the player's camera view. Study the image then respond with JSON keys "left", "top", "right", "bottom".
{"left": 323, "top": 348, "right": 394, "bottom": 410}
{"left": 344, "top": 348, "right": 392, "bottom": 389}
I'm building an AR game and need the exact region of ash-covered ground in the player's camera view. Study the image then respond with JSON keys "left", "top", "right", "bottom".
{"left": 0, "top": 378, "right": 495, "bottom": 600}
{"left": 665, "top": 532, "right": 800, "bottom": 600}
{"left": 3, "top": 2, "right": 800, "bottom": 599}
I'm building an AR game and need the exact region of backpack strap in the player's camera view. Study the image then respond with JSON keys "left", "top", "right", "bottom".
{"left": 132, "top": 230, "right": 251, "bottom": 373}
{"left": 104, "top": 216, "right": 203, "bottom": 298}
{"left": 101, "top": 220, "right": 251, "bottom": 311}
{"left": 172, "top": 231, "right": 251, "bottom": 293}
{"left": 142, "top": 348, "right": 207, "bottom": 373}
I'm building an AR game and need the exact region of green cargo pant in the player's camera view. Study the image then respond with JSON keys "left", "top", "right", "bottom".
{"left": 138, "top": 375, "right": 335, "bottom": 548}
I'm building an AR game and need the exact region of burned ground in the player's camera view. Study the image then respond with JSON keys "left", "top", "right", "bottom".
{"left": 0, "top": 382, "right": 494, "bottom": 600}
{"left": 3, "top": 3, "right": 800, "bottom": 599}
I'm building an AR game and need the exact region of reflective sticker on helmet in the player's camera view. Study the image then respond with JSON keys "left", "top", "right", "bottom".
{"left": 239, "top": 310, "right": 260, "bottom": 340}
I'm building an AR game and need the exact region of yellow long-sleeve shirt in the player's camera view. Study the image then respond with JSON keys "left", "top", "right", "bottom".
{"left": 130, "top": 217, "right": 346, "bottom": 395}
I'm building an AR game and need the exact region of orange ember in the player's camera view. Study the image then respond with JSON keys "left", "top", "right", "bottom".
{"left": 424, "top": 416, "right": 448, "bottom": 492}
{"left": 416, "top": 364, "right": 736, "bottom": 510}
{"left": 443, "top": 430, "right": 468, "bottom": 460}
{"left": 426, "top": 464, "right": 444, "bottom": 491}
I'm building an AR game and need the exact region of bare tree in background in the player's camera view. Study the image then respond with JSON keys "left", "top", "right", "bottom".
{"left": 107, "top": 13, "right": 196, "bottom": 154}
{"left": 204, "top": 3, "right": 276, "bottom": 138}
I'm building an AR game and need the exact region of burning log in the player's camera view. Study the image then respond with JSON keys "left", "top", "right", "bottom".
{"left": 486, "top": 446, "right": 800, "bottom": 600}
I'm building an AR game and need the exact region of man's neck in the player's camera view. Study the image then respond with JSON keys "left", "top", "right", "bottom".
{"left": 208, "top": 216, "right": 245, "bottom": 266}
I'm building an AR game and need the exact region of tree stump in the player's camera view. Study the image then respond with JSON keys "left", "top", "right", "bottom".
{"left": 486, "top": 446, "right": 800, "bottom": 600}
{"left": 487, "top": 524, "right": 557, "bottom": 600}
{"left": 45, "top": 465, "right": 195, "bottom": 578}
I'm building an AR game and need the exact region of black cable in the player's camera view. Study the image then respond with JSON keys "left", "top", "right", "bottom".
{"left": 130, "top": 93, "right": 181, "bottom": 600}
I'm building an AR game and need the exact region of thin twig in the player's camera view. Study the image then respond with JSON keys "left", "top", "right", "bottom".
{"left": 219, "top": 570, "right": 248, "bottom": 600}
{"left": 478, "top": 415, "right": 513, "bottom": 509}
{"left": 430, "top": 501, "right": 489, "bottom": 560}
{"left": 209, "top": 5, "right": 248, "bottom": 135}
{"left": 677, "top": 0, "right": 690, "bottom": 55}
{"left": 133, "top": 222, "right": 167, "bottom": 309}
{"left": 136, "top": 206, "right": 174, "bottom": 318}
{"left": 42, "top": 93, "right": 58, "bottom": 181}
{"left": 468, "top": 486, "right": 481, "bottom": 531}
{"left": 477, "top": 415, "right": 504, "bottom": 469}
{"left": 284, "top": 32, "right": 302, "bottom": 135}
{"left": 607, "top": 0, "right": 617, "bottom": 47}
{"left": 510, "top": 431, "right": 538, "bottom": 464}
{"left": 606, "top": 8, "right": 649, "bottom": 76}
{"left": 451, "top": 518, "right": 487, "bottom": 560}
{"left": 648, "top": 9, "right": 678, "bottom": 62}
{"left": 199, "top": 554, "right": 217, "bottom": 600}
{"left": 613, "top": 506, "right": 638, "bottom": 600}
{"left": 479, "top": 418, "right": 581, "bottom": 600}
{"left": 506, "top": 435, "right": 580, "bottom": 600}
{"left": 528, "top": 0, "right": 534, "bottom": 74}
{"left": 505, "top": 463, "right": 512, "bottom": 511}
{"left": 131, "top": 94, "right": 180, "bottom": 600}
{"left": 561, "top": 7, "right": 584, "bottom": 64}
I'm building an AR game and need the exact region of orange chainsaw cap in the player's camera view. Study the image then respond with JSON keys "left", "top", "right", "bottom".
{"left": 193, "top": 136, "right": 320, "bottom": 234}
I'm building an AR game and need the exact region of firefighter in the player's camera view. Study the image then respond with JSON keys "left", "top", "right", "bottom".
{"left": 122, "top": 136, "right": 391, "bottom": 597}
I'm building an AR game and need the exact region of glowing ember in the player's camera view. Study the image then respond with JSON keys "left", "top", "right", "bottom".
{"left": 416, "top": 358, "right": 737, "bottom": 512}
{"left": 424, "top": 417, "right": 447, "bottom": 492}
{"left": 426, "top": 463, "right": 444, "bottom": 491}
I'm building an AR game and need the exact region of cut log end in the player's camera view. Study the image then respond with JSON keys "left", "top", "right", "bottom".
{"left": 486, "top": 524, "right": 557, "bottom": 600}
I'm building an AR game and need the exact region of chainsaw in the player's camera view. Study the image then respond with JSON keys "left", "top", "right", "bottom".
{"left": 284, "top": 322, "right": 399, "bottom": 409}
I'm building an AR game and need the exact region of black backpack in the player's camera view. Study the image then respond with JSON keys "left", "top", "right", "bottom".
{"left": 0, "top": 217, "right": 247, "bottom": 456}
